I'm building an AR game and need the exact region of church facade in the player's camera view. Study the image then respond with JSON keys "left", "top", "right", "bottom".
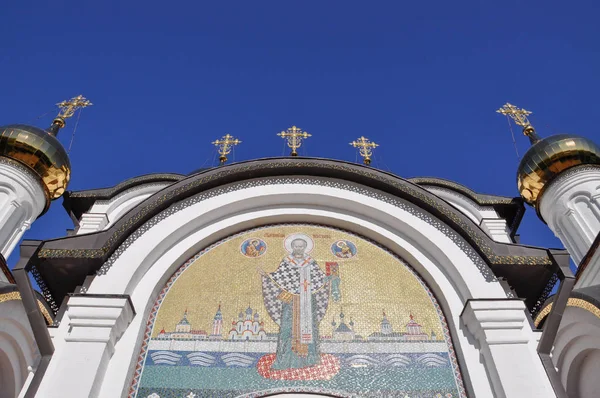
{"left": 1, "top": 100, "right": 600, "bottom": 397}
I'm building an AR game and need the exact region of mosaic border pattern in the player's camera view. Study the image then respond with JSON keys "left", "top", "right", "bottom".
{"left": 0, "top": 291, "right": 53, "bottom": 324}
{"left": 534, "top": 297, "right": 600, "bottom": 327}
{"left": 94, "top": 177, "right": 497, "bottom": 283}
{"left": 127, "top": 223, "right": 468, "bottom": 398}
{"left": 33, "top": 175, "right": 556, "bottom": 316}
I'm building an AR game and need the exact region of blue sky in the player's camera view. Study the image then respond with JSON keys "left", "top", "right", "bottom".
{"left": 2, "top": 1, "right": 600, "bottom": 267}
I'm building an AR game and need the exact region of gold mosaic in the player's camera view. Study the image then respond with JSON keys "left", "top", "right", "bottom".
{"left": 131, "top": 224, "right": 466, "bottom": 397}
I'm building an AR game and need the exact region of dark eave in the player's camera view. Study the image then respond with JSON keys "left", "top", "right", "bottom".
{"left": 409, "top": 177, "right": 526, "bottom": 236}
{"left": 27, "top": 157, "right": 562, "bottom": 314}
{"left": 63, "top": 173, "right": 185, "bottom": 220}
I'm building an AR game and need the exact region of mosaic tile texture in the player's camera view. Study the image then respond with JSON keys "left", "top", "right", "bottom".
{"left": 130, "top": 224, "right": 466, "bottom": 398}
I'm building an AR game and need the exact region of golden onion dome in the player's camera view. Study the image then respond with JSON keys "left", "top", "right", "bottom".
{"left": 0, "top": 124, "right": 71, "bottom": 204}
{"left": 517, "top": 134, "right": 600, "bottom": 206}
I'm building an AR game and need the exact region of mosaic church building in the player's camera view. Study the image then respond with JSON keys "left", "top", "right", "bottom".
{"left": 1, "top": 98, "right": 600, "bottom": 398}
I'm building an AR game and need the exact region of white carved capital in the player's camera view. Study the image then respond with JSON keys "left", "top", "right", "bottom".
{"left": 77, "top": 213, "right": 110, "bottom": 235}
{"left": 36, "top": 295, "right": 136, "bottom": 398}
{"left": 462, "top": 299, "right": 529, "bottom": 345}
{"left": 480, "top": 219, "right": 512, "bottom": 244}
{"left": 65, "top": 295, "right": 135, "bottom": 355}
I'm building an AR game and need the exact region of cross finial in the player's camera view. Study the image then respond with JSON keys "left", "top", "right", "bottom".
{"left": 277, "top": 125, "right": 311, "bottom": 156}
{"left": 212, "top": 134, "right": 242, "bottom": 164}
{"left": 350, "top": 136, "right": 379, "bottom": 165}
{"left": 49, "top": 95, "right": 92, "bottom": 136}
{"left": 496, "top": 102, "right": 541, "bottom": 144}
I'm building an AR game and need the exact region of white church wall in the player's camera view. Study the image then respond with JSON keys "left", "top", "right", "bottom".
{"left": 540, "top": 166, "right": 600, "bottom": 281}
{"left": 0, "top": 161, "right": 46, "bottom": 259}
{"left": 424, "top": 186, "right": 512, "bottom": 243}
{"left": 0, "top": 299, "right": 40, "bottom": 398}
{"left": 549, "top": 305, "right": 600, "bottom": 398}
{"left": 77, "top": 183, "right": 170, "bottom": 235}
{"left": 36, "top": 178, "right": 555, "bottom": 398}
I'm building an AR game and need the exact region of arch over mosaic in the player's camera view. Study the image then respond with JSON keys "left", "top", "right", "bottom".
{"left": 129, "top": 224, "right": 466, "bottom": 398}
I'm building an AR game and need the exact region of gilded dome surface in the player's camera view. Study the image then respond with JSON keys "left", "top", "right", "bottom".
{"left": 0, "top": 124, "right": 71, "bottom": 201}
{"left": 517, "top": 134, "right": 600, "bottom": 206}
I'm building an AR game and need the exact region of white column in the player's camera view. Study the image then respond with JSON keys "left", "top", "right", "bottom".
{"left": 461, "top": 299, "right": 556, "bottom": 398}
{"left": 0, "top": 159, "right": 46, "bottom": 260}
{"left": 36, "top": 295, "right": 134, "bottom": 398}
{"left": 539, "top": 166, "right": 600, "bottom": 285}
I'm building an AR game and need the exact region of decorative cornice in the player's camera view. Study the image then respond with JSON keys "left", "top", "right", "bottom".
{"left": 29, "top": 158, "right": 558, "bottom": 314}
{"left": 39, "top": 159, "right": 552, "bottom": 266}
{"left": 0, "top": 291, "right": 54, "bottom": 325}
{"left": 410, "top": 177, "right": 516, "bottom": 205}
{"left": 69, "top": 173, "right": 184, "bottom": 199}
{"left": 410, "top": 177, "right": 525, "bottom": 233}
{"left": 95, "top": 179, "right": 495, "bottom": 282}
{"left": 426, "top": 186, "right": 487, "bottom": 212}
{"left": 94, "top": 182, "right": 172, "bottom": 207}
{"left": 534, "top": 297, "right": 600, "bottom": 327}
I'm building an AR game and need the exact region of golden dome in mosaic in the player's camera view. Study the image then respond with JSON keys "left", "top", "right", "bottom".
{"left": 0, "top": 124, "right": 71, "bottom": 202}
{"left": 517, "top": 134, "right": 600, "bottom": 206}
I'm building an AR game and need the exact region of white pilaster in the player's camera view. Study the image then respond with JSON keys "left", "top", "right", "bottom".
{"left": 77, "top": 213, "right": 109, "bottom": 235}
{"left": 461, "top": 299, "right": 556, "bottom": 398}
{"left": 539, "top": 166, "right": 600, "bottom": 285}
{"left": 36, "top": 295, "right": 134, "bottom": 398}
{"left": 480, "top": 218, "right": 512, "bottom": 243}
{"left": 0, "top": 159, "right": 46, "bottom": 260}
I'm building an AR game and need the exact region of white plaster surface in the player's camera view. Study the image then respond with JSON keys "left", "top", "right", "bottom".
{"left": 425, "top": 186, "right": 512, "bottom": 243}
{"left": 550, "top": 305, "right": 600, "bottom": 398}
{"left": 0, "top": 162, "right": 46, "bottom": 260}
{"left": 461, "top": 300, "right": 556, "bottom": 398}
{"left": 0, "top": 299, "right": 40, "bottom": 398}
{"left": 540, "top": 167, "right": 600, "bottom": 284}
{"left": 76, "top": 183, "right": 171, "bottom": 235}
{"left": 36, "top": 296, "right": 134, "bottom": 398}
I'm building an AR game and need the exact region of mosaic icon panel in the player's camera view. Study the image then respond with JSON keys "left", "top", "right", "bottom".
{"left": 131, "top": 224, "right": 466, "bottom": 398}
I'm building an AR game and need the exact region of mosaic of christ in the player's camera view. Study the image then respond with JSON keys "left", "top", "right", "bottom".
{"left": 132, "top": 224, "right": 466, "bottom": 398}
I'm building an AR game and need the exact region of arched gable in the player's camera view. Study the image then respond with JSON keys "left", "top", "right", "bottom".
{"left": 32, "top": 158, "right": 554, "bottom": 314}
{"left": 32, "top": 159, "right": 560, "bottom": 398}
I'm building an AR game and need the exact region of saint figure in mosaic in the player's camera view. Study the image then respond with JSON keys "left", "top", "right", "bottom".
{"left": 259, "top": 233, "right": 331, "bottom": 370}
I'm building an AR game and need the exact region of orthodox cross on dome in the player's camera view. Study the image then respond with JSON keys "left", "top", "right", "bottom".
{"left": 350, "top": 136, "right": 379, "bottom": 165}
{"left": 496, "top": 102, "right": 541, "bottom": 145}
{"left": 49, "top": 95, "right": 93, "bottom": 136}
{"left": 212, "top": 134, "right": 242, "bottom": 164}
{"left": 277, "top": 125, "right": 311, "bottom": 156}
